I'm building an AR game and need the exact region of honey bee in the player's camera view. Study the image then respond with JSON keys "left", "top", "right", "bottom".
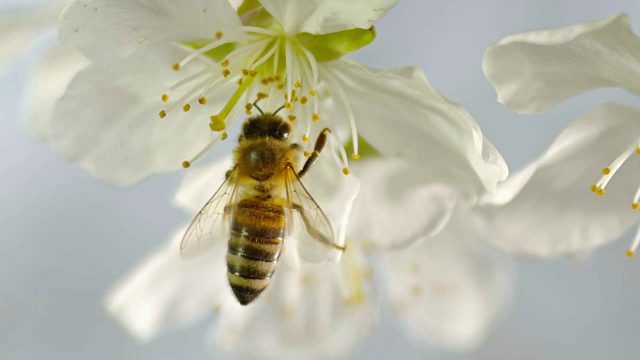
{"left": 180, "top": 104, "right": 346, "bottom": 305}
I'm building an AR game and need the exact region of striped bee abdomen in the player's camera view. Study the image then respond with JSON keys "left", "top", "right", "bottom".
{"left": 227, "top": 197, "right": 285, "bottom": 305}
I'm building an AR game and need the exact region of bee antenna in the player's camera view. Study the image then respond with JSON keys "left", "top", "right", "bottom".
{"left": 272, "top": 104, "right": 286, "bottom": 115}
{"left": 252, "top": 99, "right": 264, "bottom": 115}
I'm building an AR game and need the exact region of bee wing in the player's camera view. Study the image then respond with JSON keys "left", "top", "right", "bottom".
{"left": 180, "top": 166, "right": 240, "bottom": 259}
{"left": 284, "top": 166, "right": 345, "bottom": 263}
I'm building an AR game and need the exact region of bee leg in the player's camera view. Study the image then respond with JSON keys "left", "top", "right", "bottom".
{"left": 297, "top": 128, "right": 331, "bottom": 179}
{"left": 290, "top": 202, "right": 346, "bottom": 251}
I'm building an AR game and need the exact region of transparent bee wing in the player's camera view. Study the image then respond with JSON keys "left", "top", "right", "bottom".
{"left": 284, "top": 166, "right": 345, "bottom": 263}
{"left": 180, "top": 166, "right": 240, "bottom": 259}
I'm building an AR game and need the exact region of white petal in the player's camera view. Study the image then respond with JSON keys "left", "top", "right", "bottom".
{"left": 105, "top": 226, "right": 231, "bottom": 341}
{"left": 59, "top": 0, "right": 243, "bottom": 63}
{"left": 348, "top": 158, "right": 458, "bottom": 248}
{"left": 383, "top": 211, "right": 514, "bottom": 352}
{"left": 477, "top": 103, "right": 640, "bottom": 257}
{"left": 51, "top": 44, "right": 222, "bottom": 186}
{"left": 483, "top": 14, "right": 640, "bottom": 114}
{"left": 26, "top": 46, "right": 90, "bottom": 139}
{"left": 260, "top": 0, "right": 398, "bottom": 35}
{"left": 214, "top": 260, "right": 375, "bottom": 359}
{"left": 0, "top": 3, "right": 63, "bottom": 72}
{"left": 320, "top": 60, "right": 508, "bottom": 196}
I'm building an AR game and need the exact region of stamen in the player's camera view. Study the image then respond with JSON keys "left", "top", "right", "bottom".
{"left": 352, "top": 154, "right": 361, "bottom": 160}
{"left": 312, "top": 113, "right": 319, "bottom": 122}
{"left": 285, "top": 41, "right": 294, "bottom": 102}
{"left": 198, "top": 97, "right": 207, "bottom": 105}
{"left": 628, "top": 223, "right": 640, "bottom": 258}
{"left": 210, "top": 115, "right": 226, "bottom": 131}
{"left": 238, "top": 26, "right": 280, "bottom": 37}
{"left": 596, "top": 144, "right": 636, "bottom": 191}
{"left": 183, "top": 104, "right": 191, "bottom": 112}
{"left": 215, "top": 31, "right": 223, "bottom": 39}
{"left": 172, "top": 63, "right": 180, "bottom": 71}
{"left": 251, "top": 39, "right": 280, "bottom": 70}
{"left": 288, "top": 115, "right": 296, "bottom": 122}
{"left": 221, "top": 59, "right": 229, "bottom": 67}
{"left": 323, "top": 71, "right": 360, "bottom": 158}
{"left": 161, "top": 94, "right": 169, "bottom": 102}
{"left": 300, "top": 96, "right": 308, "bottom": 105}
{"left": 302, "top": 135, "right": 309, "bottom": 142}
{"left": 178, "top": 38, "right": 226, "bottom": 69}
{"left": 159, "top": 110, "right": 167, "bottom": 118}
{"left": 343, "top": 167, "right": 351, "bottom": 175}
{"left": 221, "top": 132, "right": 228, "bottom": 140}
{"left": 169, "top": 68, "right": 210, "bottom": 91}
{"left": 182, "top": 161, "right": 191, "bottom": 168}
{"left": 310, "top": 89, "right": 317, "bottom": 96}
{"left": 222, "top": 69, "right": 231, "bottom": 77}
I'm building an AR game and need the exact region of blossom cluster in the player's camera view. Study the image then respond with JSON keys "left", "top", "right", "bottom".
{"left": 3, "top": 0, "right": 640, "bottom": 358}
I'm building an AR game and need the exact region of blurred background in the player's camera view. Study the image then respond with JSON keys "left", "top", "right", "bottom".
{"left": 2, "top": 0, "right": 640, "bottom": 359}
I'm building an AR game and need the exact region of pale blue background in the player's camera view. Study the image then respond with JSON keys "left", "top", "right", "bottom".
{"left": 2, "top": 0, "right": 640, "bottom": 359}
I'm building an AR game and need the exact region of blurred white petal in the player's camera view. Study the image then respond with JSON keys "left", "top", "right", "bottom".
{"left": 483, "top": 13, "right": 640, "bottom": 114}
{"left": 106, "top": 226, "right": 231, "bottom": 341}
{"left": 477, "top": 103, "right": 640, "bottom": 257}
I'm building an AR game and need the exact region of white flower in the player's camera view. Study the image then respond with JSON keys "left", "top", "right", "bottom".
{"left": 51, "top": 0, "right": 507, "bottom": 194}
{"left": 106, "top": 156, "right": 514, "bottom": 358}
{"left": 0, "top": 1, "right": 89, "bottom": 138}
{"left": 481, "top": 14, "right": 640, "bottom": 257}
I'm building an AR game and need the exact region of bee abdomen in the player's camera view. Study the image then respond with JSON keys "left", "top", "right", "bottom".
{"left": 227, "top": 198, "right": 285, "bottom": 305}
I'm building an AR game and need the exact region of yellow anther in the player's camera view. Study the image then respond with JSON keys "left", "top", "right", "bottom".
{"left": 161, "top": 94, "right": 169, "bottom": 102}
{"left": 288, "top": 115, "right": 297, "bottom": 122}
{"left": 182, "top": 161, "right": 191, "bottom": 168}
{"left": 222, "top": 69, "right": 231, "bottom": 77}
{"left": 236, "top": 78, "right": 243, "bottom": 86}
{"left": 215, "top": 31, "right": 223, "bottom": 39}
{"left": 294, "top": 81, "right": 302, "bottom": 88}
{"left": 261, "top": 78, "right": 269, "bottom": 85}
{"left": 159, "top": 110, "right": 167, "bottom": 118}
{"left": 602, "top": 167, "right": 611, "bottom": 175}
{"left": 351, "top": 153, "right": 361, "bottom": 160}
{"left": 637, "top": 147, "right": 640, "bottom": 155}
{"left": 343, "top": 167, "right": 351, "bottom": 175}
{"left": 277, "top": 83, "right": 285, "bottom": 90}
{"left": 633, "top": 203, "right": 640, "bottom": 210}
{"left": 245, "top": 110, "right": 252, "bottom": 115}
{"left": 183, "top": 104, "right": 191, "bottom": 112}
{"left": 221, "top": 132, "right": 228, "bottom": 140}
{"left": 310, "top": 89, "right": 317, "bottom": 96}
{"left": 242, "top": 69, "right": 250, "bottom": 76}
{"left": 300, "top": 96, "right": 308, "bottom": 105}
{"left": 302, "top": 135, "right": 309, "bottom": 142}
{"left": 198, "top": 97, "right": 207, "bottom": 105}
{"left": 304, "top": 151, "right": 312, "bottom": 158}
{"left": 249, "top": 70, "right": 257, "bottom": 77}
{"left": 257, "top": 92, "right": 269, "bottom": 99}
{"left": 210, "top": 115, "right": 226, "bottom": 132}
{"left": 590, "top": 184, "right": 599, "bottom": 192}
{"left": 285, "top": 102, "right": 293, "bottom": 110}
{"left": 172, "top": 63, "right": 180, "bottom": 71}
{"left": 245, "top": 103, "right": 253, "bottom": 111}
{"left": 274, "top": 74, "right": 281, "bottom": 81}
{"left": 221, "top": 59, "right": 229, "bottom": 67}
{"left": 267, "top": 77, "right": 275, "bottom": 83}
{"left": 627, "top": 250, "right": 635, "bottom": 258}
{"left": 312, "top": 113, "right": 320, "bottom": 122}
{"left": 597, "top": 189, "right": 606, "bottom": 197}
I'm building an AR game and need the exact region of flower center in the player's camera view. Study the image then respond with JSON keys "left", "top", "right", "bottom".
{"left": 590, "top": 139, "right": 640, "bottom": 257}
{"left": 158, "top": 27, "right": 359, "bottom": 175}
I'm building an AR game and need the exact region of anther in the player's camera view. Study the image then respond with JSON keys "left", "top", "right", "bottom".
{"left": 302, "top": 135, "right": 309, "bottom": 142}
{"left": 261, "top": 78, "right": 269, "bottom": 85}
{"left": 242, "top": 69, "right": 250, "bottom": 76}
{"left": 300, "top": 96, "right": 308, "bottom": 105}
{"left": 237, "top": 78, "right": 243, "bottom": 86}
{"left": 210, "top": 115, "right": 225, "bottom": 131}
{"left": 602, "top": 167, "right": 611, "bottom": 175}
{"left": 591, "top": 184, "right": 598, "bottom": 192}
{"left": 351, "top": 153, "right": 361, "bottom": 160}
{"left": 222, "top": 69, "right": 231, "bottom": 77}
{"left": 277, "top": 83, "right": 285, "bottom": 90}
{"left": 597, "top": 189, "right": 606, "bottom": 197}
{"left": 294, "top": 81, "right": 302, "bottom": 88}
{"left": 221, "top": 132, "right": 228, "bottom": 140}
{"left": 288, "top": 115, "right": 297, "bottom": 122}
{"left": 257, "top": 92, "right": 269, "bottom": 99}
{"left": 182, "top": 161, "right": 191, "bottom": 168}
{"left": 637, "top": 147, "right": 640, "bottom": 155}
{"left": 285, "top": 103, "right": 293, "bottom": 110}
{"left": 221, "top": 59, "right": 229, "bottom": 67}
{"left": 198, "top": 97, "right": 207, "bottom": 105}
{"left": 304, "top": 151, "right": 311, "bottom": 158}
{"left": 183, "top": 104, "right": 191, "bottom": 112}
{"left": 215, "top": 31, "right": 223, "bottom": 39}
{"left": 310, "top": 89, "right": 317, "bottom": 96}
{"left": 172, "top": 63, "right": 180, "bottom": 71}
{"left": 159, "top": 110, "right": 167, "bottom": 118}
{"left": 274, "top": 74, "right": 281, "bottom": 81}
{"left": 312, "top": 113, "right": 320, "bottom": 122}
{"left": 633, "top": 203, "right": 640, "bottom": 210}
{"left": 628, "top": 250, "right": 636, "bottom": 258}
{"left": 249, "top": 70, "right": 257, "bottom": 77}
{"left": 343, "top": 167, "right": 351, "bottom": 175}
{"left": 161, "top": 94, "right": 169, "bottom": 102}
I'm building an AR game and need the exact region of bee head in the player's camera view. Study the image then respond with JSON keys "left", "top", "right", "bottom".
{"left": 242, "top": 114, "right": 291, "bottom": 141}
